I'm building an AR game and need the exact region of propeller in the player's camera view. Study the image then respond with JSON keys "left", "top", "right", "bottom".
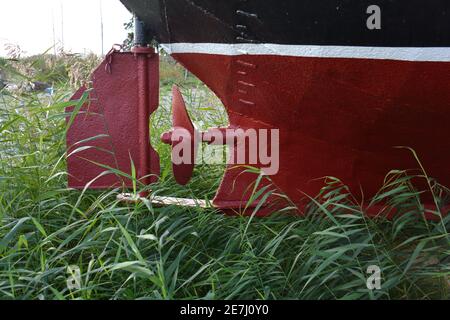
{"left": 161, "top": 85, "right": 200, "bottom": 185}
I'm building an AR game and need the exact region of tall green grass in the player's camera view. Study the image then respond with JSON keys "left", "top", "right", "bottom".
{"left": 0, "top": 55, "right": 448, "bottom": 300}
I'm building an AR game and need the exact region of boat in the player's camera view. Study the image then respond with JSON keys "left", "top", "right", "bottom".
{"left": 70, "top": 0, "right": 450, "bottom": 217}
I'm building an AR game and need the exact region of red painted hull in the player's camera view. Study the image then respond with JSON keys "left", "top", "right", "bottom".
{"left": 173, "top": 53, "right": 450, "bottom": 211}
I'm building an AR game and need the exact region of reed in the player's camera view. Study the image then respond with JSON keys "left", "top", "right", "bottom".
{"left": 0, "top": 55, "right": 448, "bottom": 300}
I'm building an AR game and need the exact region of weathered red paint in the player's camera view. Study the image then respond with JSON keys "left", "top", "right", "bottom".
{"left": 67, "top": 48, "right": 449, "bottom": 220}
{"left": 170, "top": 53, "right": 450, "bottom": 218}
{"left": 66, "top": 49, "right": 160, "bottom": 189}
{"left": 134, "top": 47, "right": 157, "bottom": 187}
{"left": 161, "top": 86, "right": 197, "bottom": 185}
{"left": 161, "top": 85, "right": 287, "bottom": 215}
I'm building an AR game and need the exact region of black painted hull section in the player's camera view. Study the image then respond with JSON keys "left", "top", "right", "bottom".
{"left": 121, "top": 0, "right": 450, "bottom": 46}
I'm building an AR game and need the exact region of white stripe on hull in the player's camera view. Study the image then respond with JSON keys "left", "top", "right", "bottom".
{"left": 162, "top": 43, "right": 450, "bottom": 62}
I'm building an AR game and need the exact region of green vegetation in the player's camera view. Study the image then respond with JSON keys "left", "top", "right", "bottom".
{"left": 0, "top": 54, "right": 448, "bottom": 300}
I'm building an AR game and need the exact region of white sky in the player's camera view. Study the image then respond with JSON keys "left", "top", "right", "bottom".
{"left": 0, "top": 0, "right": 132, "bottom": 56}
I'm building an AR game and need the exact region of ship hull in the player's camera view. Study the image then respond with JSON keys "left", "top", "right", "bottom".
{"left": 121, "top": 0, "right": 450, "bottom": 214}
{"left": 173, "top": 52, "right": 450, "bottom": 207}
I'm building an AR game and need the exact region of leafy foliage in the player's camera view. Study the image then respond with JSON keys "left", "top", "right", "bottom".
{"left": 0, "top": 55, "right": 448, "bottom": 300}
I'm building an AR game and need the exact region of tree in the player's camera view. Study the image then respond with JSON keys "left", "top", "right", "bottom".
{"left": 123, "top": 18, "right": 134, "bottom": 50}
